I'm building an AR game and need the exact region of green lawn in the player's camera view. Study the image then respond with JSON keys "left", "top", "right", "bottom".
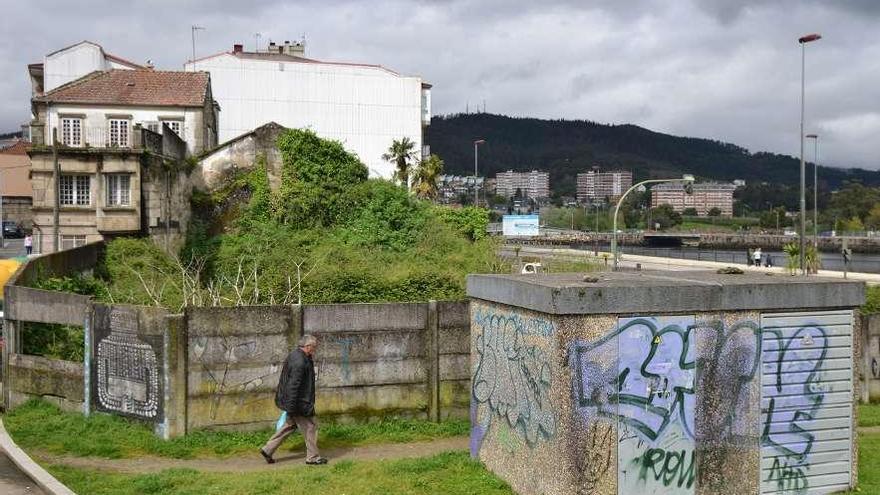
{"left": 859, "top": 403, "right": 880, "bottom": 428}
{"left": 4, "top": 399, "right": 468, "bottom": 460}
{"left": 46, "top": 452, "right": 514, "bottom": 495}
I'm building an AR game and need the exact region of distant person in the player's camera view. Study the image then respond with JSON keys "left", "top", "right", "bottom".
{"left": 260, "top": 334, "right": 327, "bottom": 465}
{"left": 24, "top": 234, "right": 32, "bottom": 255}
{"left": 765, "top": 255, "right": 773, "bottom": 268}
{"left": 753, "top": 248, "right": 762, "bottom": 267}
{"left": 747, "top": 248, "right": 753, "bottom": 266}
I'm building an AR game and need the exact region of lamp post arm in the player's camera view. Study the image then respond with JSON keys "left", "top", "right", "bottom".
{"left": 612, "top": 178, "right": 685, "bottom": 271}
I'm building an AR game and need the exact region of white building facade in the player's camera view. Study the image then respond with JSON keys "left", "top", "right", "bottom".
{"left": 185, "top": 42, "right": 431, "bottom": 179}
{"left": 576, "top": 170, "right": 632, "bottom": 203}
{"left": 495, "top": 170, "right": 550, "bottom": 199}
{"left": 29, "top": 41, "right": 144, "bottom": 95}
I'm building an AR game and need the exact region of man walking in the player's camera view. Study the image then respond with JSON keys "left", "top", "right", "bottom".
{"left": 24, "top": 234, "right": 32, "bottom": 255}
{"left": 260, "top": 334, "right": 327, "bottom": 465}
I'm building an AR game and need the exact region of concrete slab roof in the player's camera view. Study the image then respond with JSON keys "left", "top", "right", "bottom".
{"left": 466, "top": 271, "right": 865, "bottom": 315}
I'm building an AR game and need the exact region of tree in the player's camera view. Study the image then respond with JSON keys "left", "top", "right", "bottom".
{"left": 707, "top": 207, "right": 722, "bottom": 217}
{"left": 382, "top": 137, "right": 419, "bottom": 188}
{"left": 866, "top": 204, "right": 880, "bottom": 230}
{"left": 682, "top": 207, "right": 698, "bottom": 216}
{"left": 648, "top": 204, "right": 682, "bottom": 230}
{"left": 411, "top": 154, "right": 444, "bottom": 200}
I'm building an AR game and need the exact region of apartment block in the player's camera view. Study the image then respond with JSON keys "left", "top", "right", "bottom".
{"left": 651, "top": 181, "right": 736, "bottom": 217}
{"left": 576, "top": 170, "right": 632, "bottom": 203}
{"left": 495, "top": 170, "right": 550, "bottom": 199}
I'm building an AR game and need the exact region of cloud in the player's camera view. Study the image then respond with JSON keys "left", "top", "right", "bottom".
{"left": 2, "top": 0, "right": 878, "bottom": 170}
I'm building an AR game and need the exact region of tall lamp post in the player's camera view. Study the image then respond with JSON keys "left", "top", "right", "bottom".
{"left": 473, "top": 139, "right": 485, "bottom": 206}
{"left": 798, "top": 32, "right": 821, "bottom": 274}
{"left": 612, "top": 175, "right": 694, "bottom": 271}
{"left": 806, "top": 133, "right": 819, "bottom": 247}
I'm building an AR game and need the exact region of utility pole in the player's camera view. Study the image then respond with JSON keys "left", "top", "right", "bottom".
{"left": 52, "top": 128, "right": 60, "bottom": 252}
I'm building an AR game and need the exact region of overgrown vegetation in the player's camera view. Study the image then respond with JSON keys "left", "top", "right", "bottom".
{"left": 5, "top": 399, "right": 468, "bottom": 460}
{"left": 31, "top": 129, "right": 511, "bottom": 309}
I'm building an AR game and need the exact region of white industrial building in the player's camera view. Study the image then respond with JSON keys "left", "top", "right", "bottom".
{"left": 185, "top": 41, "right": 431, "bottom": 178}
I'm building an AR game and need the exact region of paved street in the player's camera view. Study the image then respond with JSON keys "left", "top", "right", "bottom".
{"left": 0, "top": 451, "right": 44, "bottom": 494}
{"left": 0, "top": 239, "right": 26, "bottom": 259}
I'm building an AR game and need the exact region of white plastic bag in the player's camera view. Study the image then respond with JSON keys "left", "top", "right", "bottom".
{"left": 275, "top": 411, "right": 288, "bottom": 431}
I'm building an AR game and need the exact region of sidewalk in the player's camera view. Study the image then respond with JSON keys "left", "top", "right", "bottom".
{"left": 512, "top": 245, "right": 880, "bottom": 285}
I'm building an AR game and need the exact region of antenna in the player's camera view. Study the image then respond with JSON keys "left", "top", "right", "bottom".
{"left": 191, "top": 25, "right": 206, "bottom": 70}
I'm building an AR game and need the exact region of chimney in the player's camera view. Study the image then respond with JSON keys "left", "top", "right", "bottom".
{"left": 233, "top": 44, "right": 243, "bottom": 54}
{"left": 145, "top": 59, "right": 155, "bottom": 70}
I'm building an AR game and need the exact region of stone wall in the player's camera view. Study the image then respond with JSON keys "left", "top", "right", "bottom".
{"left": 195, "top": 122, "right": 286, "bottom": 192}
{"left": 6, "top": 354, "right": 83, "bottom": 412}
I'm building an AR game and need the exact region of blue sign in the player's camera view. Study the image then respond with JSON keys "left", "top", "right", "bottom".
{"left": 503, "top": 215, "right": 540, "bottom": 236}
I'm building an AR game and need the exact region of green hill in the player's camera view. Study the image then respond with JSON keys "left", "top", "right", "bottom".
{"left": 427, "top": 113, "right": 880, "bottom": 198}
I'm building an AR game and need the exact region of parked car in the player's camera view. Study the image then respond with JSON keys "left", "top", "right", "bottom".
{"left": 2, "top": 221, "right": 23, "bottom": 238}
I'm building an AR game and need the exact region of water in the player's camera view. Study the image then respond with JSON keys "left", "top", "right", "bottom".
{"left": 575, "top": 243, "right": 880, "bottom": 274}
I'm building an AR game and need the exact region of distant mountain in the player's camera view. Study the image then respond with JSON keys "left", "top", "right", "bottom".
{"left": 426, "top": 113, "right": 880, "bottom": 197}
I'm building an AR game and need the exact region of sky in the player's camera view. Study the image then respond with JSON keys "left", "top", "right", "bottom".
{"left": 2, "top": 0, "right": 879, "bottom": 169}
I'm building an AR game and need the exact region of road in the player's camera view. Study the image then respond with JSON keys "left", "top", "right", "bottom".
{"left": 0, "top": 239, "right": 26, "bottom": 259}
{"left": 0, "top": 451, "right": 44, "bottom": 494}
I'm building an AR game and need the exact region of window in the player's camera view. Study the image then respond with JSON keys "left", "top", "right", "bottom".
{"left": 108, "top": 119, "right": 130, "bottom": 147}
{"left": 60, "top": 235, "right": 87, "bottom": 250}
{"left": 161, "top": 120, "right": 182, "bottom": 137}
{"left": 106, "top": 174, "right": 131, "bottom": 207}
{"left": 61, "top": 118, "right": 82, "bottom": 147}
{"left": 59, "top": 175, "right": 91, "bottom": 206}
{"left": 145, "top": 122, "right": 160, "bottom": 133}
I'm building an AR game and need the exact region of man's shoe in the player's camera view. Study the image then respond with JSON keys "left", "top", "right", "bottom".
{"left": 306, "top": 457, "right": 328, "bottom": 465}
{"left": 260, "top": 449, "right": 276, "bottom": 464}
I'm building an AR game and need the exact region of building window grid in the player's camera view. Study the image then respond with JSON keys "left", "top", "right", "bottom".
{"left": 61, "top": 118, "right": 82, "bottom": 147}
{"left": 106, "top": 174, "right": 131, "bottom": 207}
{"left": 60, "top": 175, "right": 91, "bottom": 206}
{"left": 60, "top": 235, "right": 87, "bottom": 250}
{"left": 108, "top": 119, "right": 130, "bottom": 147}
{"left": 162, "top": 120, "right": 182, "bottom": 137}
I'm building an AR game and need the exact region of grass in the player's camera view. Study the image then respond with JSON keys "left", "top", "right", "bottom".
{"left": 46, "top": 451, "right": 514, "bottom": 495}
{"left": 4, "top": 399, "right": 468, "bottom": 460}
{"left": 859, "top": 403, "right": 880, "bottom": 428}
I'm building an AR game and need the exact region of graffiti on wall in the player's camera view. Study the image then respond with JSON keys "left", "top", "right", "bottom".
{"left": 567, "top": 315, "right": 838, "bottom": 494}
{"left": 191, "top": 336, "right": 281, "bottom": 419}
{"left": 93, "top": 306, "right": 162, "bottom": 421}
{"left": 761, "top": 324, "right": 829, "bottom": 493}
{"left": 471, "top": 307, "right": 556, "bottom": 452}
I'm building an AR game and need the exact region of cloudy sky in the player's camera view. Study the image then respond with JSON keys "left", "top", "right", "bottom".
{"left": 3, "top": 0, "right": 878, "bottom": 169}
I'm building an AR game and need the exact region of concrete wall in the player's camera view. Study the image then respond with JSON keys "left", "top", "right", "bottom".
{"left": 863, "top": 313, "right": 880, "bottom": 402}
{"left": 195, "top": 122, "right": 286, "bottom": 192}
{"left": 7, "top": 354, "right": 83, "bottom": 412}
{"left": 184, "top": 301, "right": 470, "bottom": 431}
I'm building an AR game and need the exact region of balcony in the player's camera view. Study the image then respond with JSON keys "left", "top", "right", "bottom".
{"left": 32, "top": 123, "right": 186, "bottom": 161}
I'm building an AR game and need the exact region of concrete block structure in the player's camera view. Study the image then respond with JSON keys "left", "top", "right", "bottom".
{"left": 467, "top": 271, "right": 864, "bottom": 495}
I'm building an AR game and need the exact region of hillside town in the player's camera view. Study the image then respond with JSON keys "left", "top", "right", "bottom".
{"left": 0, "top": 3, "right": 879, "bottom": 495}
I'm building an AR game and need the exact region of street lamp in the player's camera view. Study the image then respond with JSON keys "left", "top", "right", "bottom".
{"left": 798, "top": 32, "right": 821, "bottom": 274}
{"left": 806, "top": 133, "right": 819, "bottom": 247}
{"left": 473, "top": 139, "right": 485, "bottom": 206}
{"left": 612, "top": 174, "right": 694, "bottom": 271}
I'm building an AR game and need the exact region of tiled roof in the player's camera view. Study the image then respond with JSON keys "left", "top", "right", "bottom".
{"left": 34, "top": 69, "right": 210, "bottom": 107}
{"left": 0, "top": 140, "right": 30, "bottom": 155}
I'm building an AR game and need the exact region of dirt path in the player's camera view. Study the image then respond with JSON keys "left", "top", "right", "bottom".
{"left": 33, "top": 437, "right": 469, "bottom": 474}
{"left": 858, "top": 426, "right": 880, "bottom": 434}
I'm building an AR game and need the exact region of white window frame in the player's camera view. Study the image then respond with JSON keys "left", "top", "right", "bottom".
{"left": 145, "top": 122, "right": 160, "bottom": 134}
{"left": 59, "top": 174, "right": 91, "bottom": 206}
{"left": 60, "top": 117, "right": 82, "bottom": 147}
{"left": 60, "top": 235, "right": 87, "bottom": 250}
{"left": 161, "top": 120, "right": 182, "bottom": 137}
{"left": 105, "top": 174, "right": 131, "bottom": 207}
{"left": 108, "top": 119, "right": 130, "bottom": 147}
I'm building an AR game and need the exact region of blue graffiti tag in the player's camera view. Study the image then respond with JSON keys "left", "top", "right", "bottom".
{"left": 472, "top": 308, "right": 556, "bottom": 447}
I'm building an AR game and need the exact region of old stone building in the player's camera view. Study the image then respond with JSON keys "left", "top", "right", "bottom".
{"left": 26, "top": 63, "right": 219, "bottom": 253}
{"left": 0, "top": 140, "right": 34, "bottom": 230}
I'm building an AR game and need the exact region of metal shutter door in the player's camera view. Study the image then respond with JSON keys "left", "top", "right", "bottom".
{"left": 760, "top": 310, "right": 853, "bottom": 494}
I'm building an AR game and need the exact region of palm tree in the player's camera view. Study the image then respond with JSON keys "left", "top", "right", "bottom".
{"left": 412, "top": 154, "right": 444, "bottom": 199}
{"left": 382, "top": 137, "right": 418, "bottom": 187}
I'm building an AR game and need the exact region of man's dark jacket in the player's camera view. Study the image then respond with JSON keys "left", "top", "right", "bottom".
{"left": 275, "top": 348, "right": 316, "bottom": 417}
